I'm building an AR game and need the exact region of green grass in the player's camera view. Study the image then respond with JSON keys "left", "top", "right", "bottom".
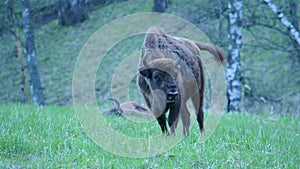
{"left": 1, "top": 104, "right": 299, "bottom": 168}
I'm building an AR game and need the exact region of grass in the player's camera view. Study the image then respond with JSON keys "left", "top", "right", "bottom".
{"left": 0, "top": 104, "right": 299, "bottom": 168}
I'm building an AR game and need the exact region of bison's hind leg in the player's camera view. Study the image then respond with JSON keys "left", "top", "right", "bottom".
{"left": 180, "top": 103, "right": 191, "bottom": 136}
{"left": 197, "top": 109, "right": 204, "bottom": 132}
{"left": 192, "top": 94, "right": 204, "bottom": 133}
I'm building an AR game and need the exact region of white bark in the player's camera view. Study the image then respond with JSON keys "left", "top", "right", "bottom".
{"left": 226, "top": 0, "right": 243, "bottom": 112}
{"left": 263, "top": 0, "right": 300, "bottom": 46}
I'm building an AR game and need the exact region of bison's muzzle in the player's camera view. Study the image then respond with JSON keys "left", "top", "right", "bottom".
{"left": 166, "top": 88, "right": 179, "bottom": 103}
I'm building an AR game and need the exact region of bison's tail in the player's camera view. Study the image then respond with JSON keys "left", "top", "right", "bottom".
{"left": 195, "top": 42, "right": 226, "bottom": 63}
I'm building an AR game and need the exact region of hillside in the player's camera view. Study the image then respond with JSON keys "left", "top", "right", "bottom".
{"left": 0, "top": 0, "right": 299, "bottom": 114}
{"left": 0, "top": 0, "right": 152, "bottom": 105}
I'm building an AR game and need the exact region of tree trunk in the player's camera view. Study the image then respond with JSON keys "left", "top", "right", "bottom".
{"left": 289, "top": 0, "right": 299, "bottom": 32}
{"left": 263, "top": 0, "right": 300, "bottom": 46}
{"left": 58, "top": 0, "right": 89, "bottom": 26}
{"left": 19, "top": 0, "right": 45, "bottom": 105}
{"left": 153, "top": 0, "right": 168, "bottom": 13}
{"left": 288, "top": 0, "right": 300, "bottom": 61}
{"left": 7, "top": 0, "right": 29, "bottom": 103}
{"left": 218, "top": 0, "right": 226, "bottom": 46}
{"left": 17, "top": 36, "right": 29, "bottom": 103}
{"left": 226, "top": 0, "right": 243, "bottom": 112}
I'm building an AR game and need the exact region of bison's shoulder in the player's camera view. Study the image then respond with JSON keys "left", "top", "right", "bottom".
{"left": 173, "top": 37, "right": 201, "bottom": 55}
{"left": 146, "top": 26, "right": 166, "bottom": 35}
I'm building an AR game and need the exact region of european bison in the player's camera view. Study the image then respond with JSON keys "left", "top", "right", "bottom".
{"left": 137, "top": 26, "right": 225, "bottom": 135}
{"left": 102, "top": 98, "right": 154, "bottom": 118}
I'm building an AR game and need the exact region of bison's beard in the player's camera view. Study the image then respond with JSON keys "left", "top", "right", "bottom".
{"left": 151, "top": 89, "right": 167, "bottom": 118}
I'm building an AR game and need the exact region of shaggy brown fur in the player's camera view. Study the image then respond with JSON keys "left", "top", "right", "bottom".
{"left": 137, "top": 26, "right": 225, "bottom": 135}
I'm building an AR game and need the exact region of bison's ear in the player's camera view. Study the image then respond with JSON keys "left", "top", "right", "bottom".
{"left": 139, "top": 68, "right": 153, "bottom": 78}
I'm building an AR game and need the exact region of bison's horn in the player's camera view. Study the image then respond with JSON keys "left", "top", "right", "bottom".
{"left": 109, "top": 98, "right": 121, "bottom": 112}
{"left": 172, "top": 50, "right": 182, "bottom": 66}
{"left": 143, "top": 53, "right": 152, "bottom": 68}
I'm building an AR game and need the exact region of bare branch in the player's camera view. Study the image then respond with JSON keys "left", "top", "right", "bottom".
{"left": 0, "top": 21, "right": 25, "bottom": 46}
{"left": 246, "top": 28, "right": 292, "bottom": 52}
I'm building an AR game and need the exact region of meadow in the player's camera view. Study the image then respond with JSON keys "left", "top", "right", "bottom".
{"left": 1, "top": 0, "right": 299, "bottom": 168}
{"left": 0, "top": 104, "right": 299, "bottom": 168}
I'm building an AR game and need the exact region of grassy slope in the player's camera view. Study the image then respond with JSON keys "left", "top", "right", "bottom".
{"left": 0, "top": 104, "right": 299, "bottom": 168}
{"left": 0, "top": 0, "right": 153, "bottom": 105}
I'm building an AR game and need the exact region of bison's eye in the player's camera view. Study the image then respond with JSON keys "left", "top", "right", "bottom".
{"left": 152, "top": 72, "right": 161, "bottom": 82}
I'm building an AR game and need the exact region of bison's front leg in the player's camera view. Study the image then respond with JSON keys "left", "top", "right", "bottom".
{"left": 168, "top": 99, "right": 181, "bottom": 135}
{"left": 157, "top": 113, "right": 169, "bottom": 135}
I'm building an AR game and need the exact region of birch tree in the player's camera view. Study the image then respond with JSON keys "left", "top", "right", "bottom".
{"left": 226, "top": 0, "right": 243, "bottom": 112}
{"left": 19, "top": 0, "right": 45, "bottom": 105}
{"left": 262, "top": 0, "right": 300, "bottom": 46}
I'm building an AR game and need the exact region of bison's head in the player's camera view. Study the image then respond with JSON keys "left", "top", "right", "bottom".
{"left": 139, "top": 50, "right": 182, "bottom": 103}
